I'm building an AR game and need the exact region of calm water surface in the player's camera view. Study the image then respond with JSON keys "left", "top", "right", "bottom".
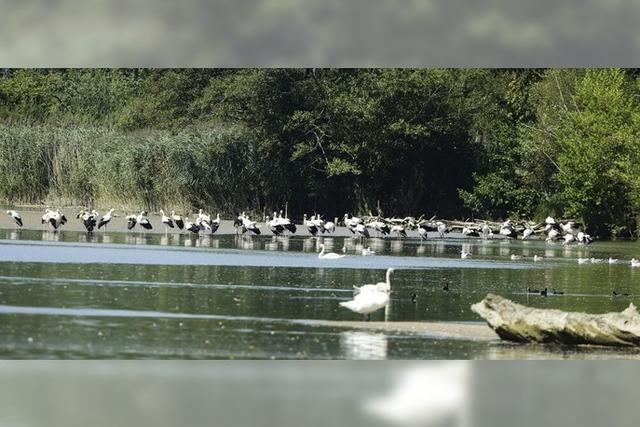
{"left": 1, "top": 225, "right": 640, "bottom": 359}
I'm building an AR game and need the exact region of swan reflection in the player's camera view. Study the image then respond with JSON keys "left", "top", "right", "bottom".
{"left": 341, "top": 331, "right": 388, "bottom": 360}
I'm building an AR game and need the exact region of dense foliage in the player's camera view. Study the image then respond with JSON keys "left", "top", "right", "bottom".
{"left": 1, "top": 68, "right": 639, "bottom": 237}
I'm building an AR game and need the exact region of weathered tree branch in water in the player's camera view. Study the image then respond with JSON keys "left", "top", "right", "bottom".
{"left": 472, "top": 294, "right": 640, "bottom": 347}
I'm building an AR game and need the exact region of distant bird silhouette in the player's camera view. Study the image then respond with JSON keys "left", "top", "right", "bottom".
{"left": 527, "top": 287, "right": 547, "bottom": 296}
{"left": 411, "top": 293, "right": 417, "bottom": 304}
{"left": 611, "top": 291, "right": 631, "bottom": 298}
{"left": 442, "top": 283, "right": 449, "bottom": 292}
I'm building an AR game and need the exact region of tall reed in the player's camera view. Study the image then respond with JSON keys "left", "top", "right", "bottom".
{"left": 0, "top": 124, "right": 261, "bottom": 214}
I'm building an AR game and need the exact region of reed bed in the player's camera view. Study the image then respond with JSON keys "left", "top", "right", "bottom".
{"left": 0, "top": 124, "right": 261, "bottom": 214}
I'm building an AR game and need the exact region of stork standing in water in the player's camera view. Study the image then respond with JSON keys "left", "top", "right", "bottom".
{"left": 355, "top": 222, "right": 370, "bottom": 239}
{"left": 303, "top": 214, "right": 319, "bottom": 236}
{"left": 562, "top": 233, "right": 576, "bottom": 246}
{"left": 196, "top": 209, "right": 212, "bottom": 233}
{"left": 76, "top": 210, "right": 97, "bottom": 233}
{"left": 233, "top": 214, "right": 244, "bottom": 235}
{"left": 171, "top": 211, "right": 185, "bottom": 231}
{"left": 310, "top": 214, "right": 325, "bottom": 234}
{"left": 324, "top": 219, "right": 335, "bottom": 234}
{"left": 522, "top": 225, "right": 534, "bottom": 240}
{"left": 185, "top": 215, "right": 200, "bottom": 234}
{"left": 546, "top": 228, "right": 560, "bottom": 242}
{"left": 499, "top": 220, "right": 517, "bottom": 239}
{"left": 278, "top": 210, "right": 297, "bottom": 234}
{"left": 576, "top": 231, "right": 594, "bottom": 245}
{"left": 6, "top": 210, "right": 23, "bottom": 228}
{"left": 41, "top": 208, "right": 51, "bottom": 229}
{"left": 136, "top": 211, "right": 153, "bottom": 232}
{"left": 462, "top": 226, "right": 480, "bottom": 238}
{"left": 390, "top": 225, "right": 407, "bottom": 238}
{"left": 125, "top": 214, "right": 137, "bottom": 230}
{"left": 98, "top": 208, "right": 115, "bottom": 231}
{"left": 46, "top": 209, "right": 67, "bottom": 231}
{"left": 238, "top": 213, "right": 261, "bottom": 235}
{"left": 480, "top": 222, "right": 492, "bottom": 239}
{"left": 267, "top": 214, "right": 285, "bottom": 236}
{"left": 344, "top": 213, "right": 364, "bottom": 234}
{"left": 210, "top": 214, "right": 221, "bottom": 234}
{"left": 368, "top": 218, "right": 390, "bottom": 237}
{"left": 417, "top": 224, "right": 429, "bottom": 240}
{"left": 160, "top": 209, "right": 174, "bottom": 233}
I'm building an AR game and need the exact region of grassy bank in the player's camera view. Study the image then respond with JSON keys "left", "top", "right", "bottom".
{"left": 0, "top": 124, "right": 261, "bottom": 214}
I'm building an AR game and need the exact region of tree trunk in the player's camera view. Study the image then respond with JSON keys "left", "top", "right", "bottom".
{"left": 471, "top": 294, "right": 640, "bottom": 347}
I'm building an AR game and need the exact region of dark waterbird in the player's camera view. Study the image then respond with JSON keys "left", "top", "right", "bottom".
{"left": 526, "top": 287, "right": 548, "bottom": 296}
{"left": 611, "top": 291, "right": 631, "bottom": 298}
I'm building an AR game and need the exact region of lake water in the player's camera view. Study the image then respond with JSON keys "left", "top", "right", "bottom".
{"left": 1, "top": 212, "right": 640, "bottom": 359}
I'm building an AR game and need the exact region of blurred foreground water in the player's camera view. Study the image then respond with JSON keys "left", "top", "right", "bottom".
{"left": 0, "top": 361, "right": 636, "bottom": 427}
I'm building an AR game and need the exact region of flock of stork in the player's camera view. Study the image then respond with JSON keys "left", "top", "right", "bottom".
{"left": 1, "top": 208, "right": 596, "bottom": 245}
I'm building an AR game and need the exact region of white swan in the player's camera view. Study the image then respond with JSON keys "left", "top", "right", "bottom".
{"left": 533, "top": 255, "right": 544, "bottom": 262}
{"left": 461, "top": 251, "right": 471, "bottom": 259}
{"left": 354, "top": 268, "right": 394, "bottom": 295}
{"left": 340, "top": 290, "right": 389, "bottom": 318}
{"left": 340, "top": 271, "right": 391, "bottom": 319}
{"left": 510, "top": 254, "right": 522, "bottom": 261}
{"left": 631, "top": 258, "right": 640, "bottom": 267}
{"left": 608, "top": 257, "right": 618, "bottom": 264}
{"left": 362, "top": 247, "right": 376, "bottom": 256}
{"left": 318, "top": 244, "right": 345, "bottom": 259}
{"left": 577, "top": 258, "right": 589, "bottom": 264}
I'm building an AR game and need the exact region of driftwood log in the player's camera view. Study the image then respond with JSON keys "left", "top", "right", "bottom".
{"left": 471, "top": 294, "right": 640, "bottom": 347}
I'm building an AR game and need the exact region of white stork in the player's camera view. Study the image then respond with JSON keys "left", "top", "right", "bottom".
{"left": 278, "top": 210, "right": 297, "bottom": 234}
{"left": 76, "top": 210, "right": 97, "bottom": 233}
{"left": 126, "top": 214, "right": 137, "bottom": 230}
{"left": 239, "top": 213, "right": 261, "bottom": 235}
{"left": 304, "top": 214, "right": 319, "bottom": 236}
{"left": 6, "top": 210, "right": 22, "bottom": 227}
{"left": 185, "top": 215, "right": 200, "bottom": 234}
{"left": 355, "top": 222, "right": 370, "bottom": 239}
{"left": 171, "top": 211, "right": 185, "bottom": 230}
{"left": 390, "top": 225, "right": 407, "bottom": 238}
{"left": 481, "top": 222, "right": 493, "bottom": 239}
{"left": 499, "top": 220, "right": 517, "bottom": 239}
{"left": 98, "top": 208, "right": 115, "bottom": 231}
{"left": 562, "top": 233, "right": 575, "bottom": 246}
{"left": 210, "top": 213, "right": 220, "bottom": 234}
{"left": 267, "top": 214, "right": 285, "bottom": 236}
{"left": 46, "top": 209, "right": 67, "bottom": 231}
{"left": 160, "top": 209, "right": 174, "bottom": 233}
{"left": 136, "top": 211, "right": 153, "bottom": 231}
{"left": 324, "top": 219, "right": 336, "bottom": 234}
